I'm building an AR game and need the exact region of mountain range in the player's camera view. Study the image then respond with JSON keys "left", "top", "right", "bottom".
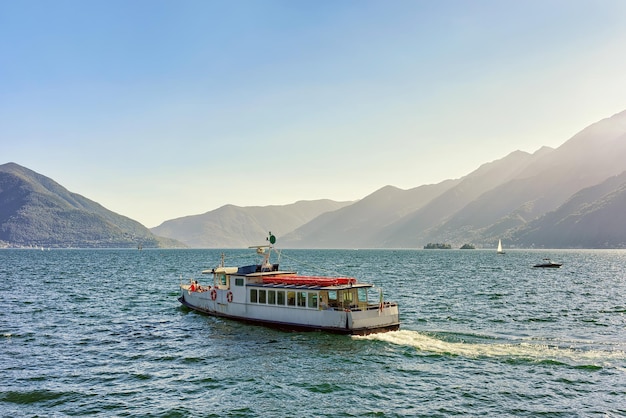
{"left": 0, "top": 163, "right": 183, "bottom": 248}
{"left": 3, "top": 109, "right": 626, "bottom": 249}
{"left": 151, "top": 200, "right": 353, "bottom": 248}
{"left": 154, "top": 109, "right": 626, "bottom": 249}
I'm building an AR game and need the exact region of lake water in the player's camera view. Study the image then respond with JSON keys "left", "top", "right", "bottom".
{"left": 1, "top": 248, "right": 625, "bottom": 417}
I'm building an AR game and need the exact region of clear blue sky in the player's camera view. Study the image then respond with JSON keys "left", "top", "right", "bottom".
{"left": 2, "top": 0, "right": 626, "bottom": 227}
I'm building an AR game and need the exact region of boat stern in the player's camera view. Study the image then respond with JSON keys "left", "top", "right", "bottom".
{"left": 348, "top": 303, "right": 400, "bottom": 335}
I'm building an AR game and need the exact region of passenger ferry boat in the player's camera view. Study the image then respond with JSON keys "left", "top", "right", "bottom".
{"left": 178, "top": 234, "right": 400, "bottom": 335}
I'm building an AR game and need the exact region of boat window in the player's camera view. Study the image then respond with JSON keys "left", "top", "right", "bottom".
{"left": 259, "top": 289, "right": 267, "bottom": 304}
{"left": 307, "top": 292, "right": 318, "bottom": 309}
{"left": 218, "top": 274, "right": 227, "bottom": 286}
{"left": 342, "top": 290, "right": 353, "bottom": 307}
{"left": 319, "top": 291, "right": 329, "bottom": 309}
{"left": 235, "top": 278, "right": 244, "bottom": 286}
{"left": 277, "top": 290, "right": 285, "bottom": 305}
{"left": 250, "top": 289, "right": 258, "bottom": 303}
{"left": 357, "top": 288, "right": 367, "bottom": 302}
{"left": 297, "top": 292, "right": 306, "bottom": 307}
{"left": 268, "top": 290, "right": 276, "bottom": 304}
{"left": 287, "top": 291, "right": 296, "bottom": 306}
{"left": 327, "top": 290, "right": 338, "bottom": 308}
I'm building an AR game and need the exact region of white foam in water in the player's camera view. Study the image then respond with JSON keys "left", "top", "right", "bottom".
{"left": 356, "top": 330, "right": 626, "bottom": 367}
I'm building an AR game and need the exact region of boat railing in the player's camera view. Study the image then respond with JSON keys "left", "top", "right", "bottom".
{"left": 363, "top": 301, "right": 397, "bottom": 311}
{"left": 326, "top": 301, "right": 397, "bottom": 312}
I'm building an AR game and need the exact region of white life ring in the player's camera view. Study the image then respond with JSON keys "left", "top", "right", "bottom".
{"left": 210, "top": 289, "right": 217, "bottom": 301}
{"left": 227, "top": 291, "right": 233, "bottom": 303}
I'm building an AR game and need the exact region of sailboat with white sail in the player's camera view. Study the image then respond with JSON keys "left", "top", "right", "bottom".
{"left": 497, "top": 239, "right": 505, "bottom": 254}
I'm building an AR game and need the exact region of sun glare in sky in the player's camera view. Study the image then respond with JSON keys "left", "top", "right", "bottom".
{"left": 2, "top": 0, "right": 626, "bottom": 227}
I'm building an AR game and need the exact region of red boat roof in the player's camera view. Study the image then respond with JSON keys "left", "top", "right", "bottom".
{"left": 262, "top": 275, "right": 357, "bottom": 287}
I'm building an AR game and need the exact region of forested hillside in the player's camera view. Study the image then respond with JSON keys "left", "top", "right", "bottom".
{"left": 0, "top": 163, "right": 183, "bottom": 248}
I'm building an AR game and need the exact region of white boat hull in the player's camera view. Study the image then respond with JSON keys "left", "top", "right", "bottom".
{"left": 179, "top": 286, "right": 400, "bottom": 335}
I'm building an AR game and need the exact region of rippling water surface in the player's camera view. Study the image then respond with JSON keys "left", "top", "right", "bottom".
{"left": 1, "top": 248, "right": 625, "bottom": 417}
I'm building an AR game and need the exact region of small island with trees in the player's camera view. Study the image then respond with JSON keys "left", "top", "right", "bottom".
{"left": 460, "top": 243, "right": 476, "bottom": 249}
{"left": 424, "top": 243, "right": 452, "bottom": 249}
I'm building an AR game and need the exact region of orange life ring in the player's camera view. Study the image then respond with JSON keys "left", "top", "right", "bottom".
{"left": 227, "top": 291, "right": 233, "bottom": 303}
{"left": 210, "top": 289, "right": 217, "bottom": 301}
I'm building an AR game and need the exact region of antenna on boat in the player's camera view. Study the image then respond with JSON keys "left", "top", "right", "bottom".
{"left": 259, "top": 232, "right": 277, "bottom": 271}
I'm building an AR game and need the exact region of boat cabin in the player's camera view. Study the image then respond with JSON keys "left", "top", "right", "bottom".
{"left": 247, "top": 283, "right": 376, "bottom": 311}
{"left": 204, "top": 264, "right": 380, "bottom": 312}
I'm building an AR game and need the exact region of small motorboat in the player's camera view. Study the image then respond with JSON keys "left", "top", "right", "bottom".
{"left": 533, "top": 258, "right": 562, "bottom": 268}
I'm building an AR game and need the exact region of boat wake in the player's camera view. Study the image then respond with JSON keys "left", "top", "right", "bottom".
{"left": 356, "top": 330, "right": 626, "bottom": 369}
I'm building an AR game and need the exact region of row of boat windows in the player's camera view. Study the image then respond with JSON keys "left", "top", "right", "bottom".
{"left": 231, "top": 277, "right": 371, "bottom": 308}
{"left": 250, "top": 289, "right": 319, "bottom": 309}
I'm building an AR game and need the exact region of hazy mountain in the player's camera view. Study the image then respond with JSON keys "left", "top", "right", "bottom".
{"left": 151, "top": 200, "right": 353, "bottom": 248}
{"left": 382, "top": 147, "right": 554, "bottom": 247}
{"left": 511, "top": 171, "right": 626, "bottom": 248}
{"left": 428, "top": 109, "right": 626, "bottom": 246}
{"left": 280, "top": 180, "right": 459, "bottom": 248}
{"left": 5, "top": 109, "right": 626, "bottom": 249}
{"left": 277, "top": 109, "right": 626, "bottom": 248}
{"left": 0, "top": 163, "right": 183, "bottom": 248}
{"left": 149, "top": 109, "right": 626, "bottom": 249}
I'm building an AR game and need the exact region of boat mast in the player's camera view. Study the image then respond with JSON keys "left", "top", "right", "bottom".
{"left": 262, "top": 232, "right": 277, "bottom": 271}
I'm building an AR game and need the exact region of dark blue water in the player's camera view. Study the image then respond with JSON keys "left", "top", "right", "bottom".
{"left": 1, "top": 249, "right": 625, "bottom": 417}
